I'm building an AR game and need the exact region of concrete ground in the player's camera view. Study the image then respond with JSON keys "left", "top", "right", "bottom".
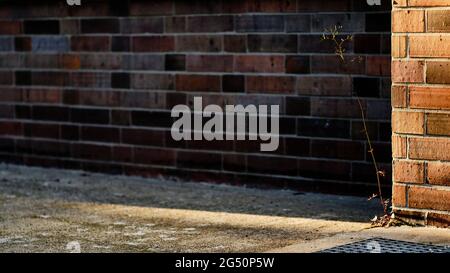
{"left": 0, "top": 164, "right": 448, "bottom": 253}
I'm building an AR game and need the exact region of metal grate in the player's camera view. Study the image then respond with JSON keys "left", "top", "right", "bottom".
{"left": 319, "top": 237, "right": 450, "bottom": 253}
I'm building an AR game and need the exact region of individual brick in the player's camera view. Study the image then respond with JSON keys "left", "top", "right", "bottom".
{"left": 427, "top": 162, "right": 450, "bottom": 186}
{"left": 426, "top": 113, "right": 450, "bottom": 136}
{"left": 409, "top": 137, "right": 450, "bottom": 161}
{"left": 24, "top": 20, "right": 59, "bottom": 34}
{"left": 392, "top": 135, "right": 407, "bottom": 159}
{"left": 285, "top": 15, "right": 311, "bottom": 32}
{"left": 120, "top": 18, "right": 163, "bottom": 33}
{"left": 392, "top": 111, "right": 425, "bottom": 134}
{"left": 353, "top": 34, "right": 380, "bottom": 54}
{"left": 31, "top": 36, "right": 69, "bottom": 52}
{"left": 175, "top": 35, "right": 222, "bottom": 52}
{"left": 391, "top": 35, "right": 407, "bottom": 58}
{"left": 0, "top": 37, "right": 13, "bottom": 51}
{"left": 224, "top": 35, "right": 247, "bottom": 52}
{"left": 312, "top": 13, "right": 364, "bottom": 32}
{"left": 366, "top": 56, "right": 391, "bottom": 76}
{"left": 131, "top": 73, "right": 174, "bottom": 90}
{"left": 234, "top": 55, "right": 284, "bottom": 73}
{"left": 311, "top": 55, "right": 366, "bottom": 75}
{"left": 248, "top": 34, "right": 297, "bottom": 53}
{"left": 132, "top": 36, "right": 175, "bottom": 52}
{"left": 175, "top": 74, "right": 220, "bottom": 92}
{"left": 14, "top": 37, "right": 31, "bottom": 51}
{"left": 408, "top": 186, "right": 450, "bottom": 211}
{"left": 298, "top": 118, "right": 349, "bottom": 138}
{"left": 391, "top": 85, "right": 407, "bottom": 108}
{"left": 392, "top": 10, "right": 425, "bottom": 33}
{"left": 0, "top": 20, "right": 21, "bottom": 35}
{"left": 187, "top": 15, "right": 234, "bottom": 32}
{"left": 165, "top": 54, "right": 186, "bottom": 71}
{"left": 71, "top": 36, "right": 110, "bottom": 51}
{"left": 285, "top": 56, "right": 310, "bottom": 74}
{"left": 285, "top": 96, "right": 310, "bottom": 116}
{"left": 426, "top": 61, "right": 450, "bottom": 84}
{"left": 393, "top": 160, "right": 425, "bottom": 183}
{"left": 409, "top": 35, "right": 450, "bottom": 57}
{"left": 70, "top": 108, "right": 110, "bottom": 124}
{"left": 175, "top": 0, "right": 222, "bottom": 14}
{"left": 296, "top": 76, "right": 352, "bottom": 96}
{"left": 111, "top": 73, "right": 130, "bottom": 89}
{"left": 366, "top": 13, "right": 391, "bottom": 32}
{"left": 427, "top": 10, "right": 450, "bottom": 32}
{"left": 111, "top": 37, "right": 130, "bottom": 52}
{"left": 391, "top": 60, "right": 424, "bottom": 83}
{"left": 81, "top": 19, "right": 119, "bottom": 33}
{"left": 129, "top": 0, "right": 174, "bottom": 16}
{"left": 246, "top": 76, "right": 296, "bottom": 94}
{"left": 409, "top": 86, "right": 450, "bottom": 110}
{"left": 353, "top": 77, "right": 380, "bottom": 97}
{"left": 392, "top": 184, "right": 407, "bottom": 208}
{"left": 235, "top": 15, "right": 284, "bottom": 32}
{"left": 186, "top": 55, "right": 233, "bottom": 72}
{"left": 222, "top": 75, "right": 245, "bottom": 93}
{"left": 164, "top": 17, "right": 186, "bottom": 33}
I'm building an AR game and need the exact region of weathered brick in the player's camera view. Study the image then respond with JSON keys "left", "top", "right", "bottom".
{"left": 426, "top": 113, "right": 450, "bottom": 136}
{"left": 248, "top": 34, "right": 297, "bottom": 53}
{"left": 409, "top": 86, "right": 450, "bottom": 110}
{"left": 353, "top": 34, "right": 380, "bottom": 54}
{"left": 391, "top": 60, "right": 424, "bottom": 83}
{"left": 122, "top": 128, "right": 164, "bottom": 147}
{"left": 312, "top": 14, "right": 365, "bottom": 32}
{"left": 408, "top": 0, "right": 450, "bottom": 7}
{"left": 187, "top": 16, "right": 234, "bottom": 32}
{"left": 392, "top": 184, "right": 407, "bottom": 207}
{"left": 122, "top": 54, "right": 164, "bottom": 70}
{"left": 24, "top": 20, "right": 59, "bottom": 34}
{"left": 392, "top": 111, "right": 425, "bottom": 134}
{"left": 409, "top": 137, "right": 450, "bottom": 161}
{"left": 427, "top": 10, "right": 450, "bottom": 32}
{"left": 176, "top": 35, "right": 222, "bottom": 52}
{"left": 408, "top": 186, "right": 450, "bottom": 211}
{"left": 310, "top": 98, "right": 363, "bottom": 118}
{"left": 175, "top": 74, "right": 220, "bottom": 92}
{"left": 246, "top": 76, "right": 296, "bottom": 94}
{"left": 366, "top": 13, "right": 391, "bottom": 32}
{"left": 0, "top": 21, "right": 21, "bottom": 35}
{"left": 0, "top": 71, "right": 13, "bottom": 85}
{"left": 285, "top": 15, "right": 311, "bottom": 32}
{"left": 81, "top": 126, "right": 120, "bottom": 143}
{"left": 409, "top": 35, "right": 450, "bottom": 57}
{"left": 296, "top": 76, "right": 352, "bottom": 96}
{"left": 392, "top": 35, "right": 407, "bottom": 58}
{"left": 71, "top": 36, "right": 110, "bottom": 51}
{"left": 247, "top": 0, "right": 297, "bottom": 12}
{"left": 120, "top": 18, "right": 164, "bottom": 34}
{"left": 131, "top": 73, "right": 174, "bottom": 90}
{"left": 392, "top": 10, "right": 425, "bottom": 33}
{"left": 132, "top": 36, "right": 175, "bottom": 52}
{"left": 235, "top": 15, "right": 284, "bottom": 32}
{"left": 15, "top": 37, "right": 31, "bottom": 51}
{"left": 353, "top": 77, "right": 380, "bottom": 97}
{"left": 427, "top": 162, "right": 450, "bottom": 186}
{"left": 367, "top": 56, "right": 391, "bottom": 76}
{"left": 112, "top": 37, "right": 130, "bottom": 52}
{"left": 165, "top": 54, "right": 185, "bottom": 71}
{"left": 31, "top": 36, "right": 69, "bottom": 52}
{"left": 224, "top": 35, "right": 247, "bottom": 52}
{"left": 234, "top": 55, "right": 285, "bottom": 73}
{"left": 222, "top": 75, "right": 245, "bottom": 93}
{"left": 286, "top": 56, "right": 310, "bottom": 74}
{"left": 81, "top": 19, "right": 119, "bottom": 34}
{"left": 393, "top": 160, "right": 425, "bottom": 183}
{"left": 164, "top": 17, "right": 186, "bottom": 33}
{"left": 392, "top": 134, "right": 407, "bottom": 158}
{"left": 175, "top": 0, "right": 222, "bottom": 15}
{"left": 392, "top": 85, "right": 407, "bottom": 108}
{"left": 298, "top": 118, "right": 348, "bottom": 138}
{"left": 427, "top": 213, "right": 450, "bottom": 228}
{"left": 186, "top": 55, "right": 233, "bottom": 72}
{"left": 426, "top": 61, "right": 450, "bottom": 84}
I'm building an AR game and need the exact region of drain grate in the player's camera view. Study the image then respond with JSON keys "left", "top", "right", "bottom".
{"left": 319, "top": 238, "right": 450, "bottom": 253}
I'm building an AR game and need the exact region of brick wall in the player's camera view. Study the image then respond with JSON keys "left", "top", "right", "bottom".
{"left": 392, "top": 0, "right": 450, "bottom": 227}
{"left": 0, "top": 0, "right": 392, "bottom": 196}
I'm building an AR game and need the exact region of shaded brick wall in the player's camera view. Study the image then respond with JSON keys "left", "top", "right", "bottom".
{"left": 392, "top": 0, "right": 450, "bottom": 227}
{"left": 0, "top": 0, "right": 391, "bottom": 195}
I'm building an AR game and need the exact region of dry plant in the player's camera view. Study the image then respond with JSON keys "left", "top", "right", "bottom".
{"left": 321, "top": 25, "right": 392, "bottom": 227}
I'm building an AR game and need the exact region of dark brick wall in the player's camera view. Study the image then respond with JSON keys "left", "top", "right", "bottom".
{"left": 0, "top": 0, "right": 392, "bottom": 196}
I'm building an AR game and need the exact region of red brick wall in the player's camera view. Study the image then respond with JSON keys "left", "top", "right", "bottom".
{"left": 392, "top": 0, "right": 450, "bottom": 227}
{"left": 0, "top": 0, "right": 392, "bottom": 195}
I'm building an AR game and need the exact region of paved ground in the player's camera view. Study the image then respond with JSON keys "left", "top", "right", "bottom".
{"left": 0, "top": 164, "right": 448, "bottom": 253}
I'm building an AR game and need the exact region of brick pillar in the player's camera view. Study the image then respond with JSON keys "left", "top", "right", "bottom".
{"left": 392, "top": 0, "right": 450, "bottom": 227}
